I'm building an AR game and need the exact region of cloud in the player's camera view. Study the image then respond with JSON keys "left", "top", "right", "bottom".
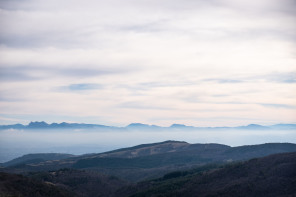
{"left": 0, "top": 65, "right": 132, "bottom": 82}
{"left": 202, "top": 72, "right": 296, "bottom": 85}
{"left": 0, "top": 66, "right": 39, "bottom": 81}
{"left": 117, "top": 101, "right": 175, "bottom": 111}
{"left": 0, "top": 0, "right": 295, "bottom": 49}
{"left": 259, "top": 103, "right": 296, "bottom": 109}
{"left": 0, "top": 0, "right": 295, "bottom": 126}
{"left": 59, "top": 83, "right": 103, "bottom": 92}
{"left": 204, "top": 78, "right": 244, "bottom": 83}
{"left": 263, "top": 72, "right": 296, "bottom": 83}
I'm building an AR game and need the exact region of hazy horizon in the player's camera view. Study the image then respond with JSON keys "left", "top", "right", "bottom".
{"left": 1, "top": 3, "right": 296, "bottom": 196}
{"left": 1, "top": 120, "right": 296, "bottom": 127}
{"left": 1, "top": 127, "right": 296, "bottom": 163}
{"left": 0, "top": 1, "right": 295, "bottom": 163}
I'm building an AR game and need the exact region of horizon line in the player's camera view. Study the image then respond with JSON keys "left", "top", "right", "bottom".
{"left": 1, "top": 120, "right": 296, "bottom": 128}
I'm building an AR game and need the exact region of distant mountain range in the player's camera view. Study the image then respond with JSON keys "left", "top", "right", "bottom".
{"left": 1, "top": 121, "right": 296, "bottom": 130}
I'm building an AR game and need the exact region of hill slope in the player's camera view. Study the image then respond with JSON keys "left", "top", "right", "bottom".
{"left": 3, "top": 153, "right": 74, "bottom": 167}
{"left": 3, "top": 141, "right": 296, "bottom": 182}
{"left": 29, "top": 168, "right": 128, "bottom": 197}
{"left": 0, "top": 172, "right": 74, "bottom": 197}
{"left": 120, "top": 151, "right": 296, "bottom": 197}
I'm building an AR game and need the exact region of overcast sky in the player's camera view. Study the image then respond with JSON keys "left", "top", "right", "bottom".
{"left": 0, "top": 0, "right": 295, "bottom": 126}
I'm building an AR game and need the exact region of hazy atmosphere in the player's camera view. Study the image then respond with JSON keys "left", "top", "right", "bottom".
{"left": 1, "top": 2, "right": 296, "bottom": 196}
{"left": 1, "top": 127, "right": 296, "bottom": 162}
{"left": 1, "top": 0, "right": 296, "bottom": 162}
{"left": 0, "top": 0, "right": 295, "bottom": 127}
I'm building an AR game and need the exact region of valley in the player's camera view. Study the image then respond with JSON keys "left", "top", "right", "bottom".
{"left": 1, "top": 141, "right": 296, "bottom": 196}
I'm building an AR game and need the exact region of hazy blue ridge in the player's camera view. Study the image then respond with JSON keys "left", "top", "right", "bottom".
{"left": 3, "top": 153, "right": 75, "bottom": 167}
{"left": 0, "top": 121, "right": 112, "bottom": 130}
{"left": 0, "top": 123, "right": 26, "bottom": 130}
{"left": 0, "top": 121, "right": 295, "bottom": 130}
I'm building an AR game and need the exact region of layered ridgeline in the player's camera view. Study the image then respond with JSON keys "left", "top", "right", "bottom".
{"left": 1, "top": 121, "right": 296, "bottom": 130}
{"left": 0, "top": 141, "right": 296, "bottom": 197}
{"left": 1, "top": 141, "right": 296, "bottom": 182}
{"left": 2, "top": 153, "right": 74, "bottom": 167}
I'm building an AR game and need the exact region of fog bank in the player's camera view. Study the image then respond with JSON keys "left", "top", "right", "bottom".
{"left": 1, "top": 128, "right": 295, "bottom": 162}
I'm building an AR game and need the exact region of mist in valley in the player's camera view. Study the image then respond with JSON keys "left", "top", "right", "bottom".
{"left": 1, "top": 128, "right": 295, "bottom": 163}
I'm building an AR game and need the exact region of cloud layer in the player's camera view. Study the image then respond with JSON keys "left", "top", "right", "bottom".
{"left": 0, "top": 0, "right": 295, "bottom": 126}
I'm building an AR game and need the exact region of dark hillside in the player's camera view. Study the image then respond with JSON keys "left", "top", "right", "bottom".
{"left": 96, "top": 141, "right": 229, "bottom": 158}
{"left": 121, "top": 151, "right": 296, "bottom": 197}
{"left": 0, "top": 172, "right": 74, "bottom": 197}
{"left": 223, "top": 143, "right": 296, "bottom": 160}
{"left": 2, "top": 141, "right": 296, "bottom": 182}
{"left": 29, "top": 168, "right": 128, "bottom": 197}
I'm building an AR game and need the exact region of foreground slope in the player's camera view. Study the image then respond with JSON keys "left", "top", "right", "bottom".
{"left": 120, "top": 151, "right": 296, "bottom": 197}
{"left": 29, "top": 168, "right": 128, "bottom": 197}
{"left": 0, "top": 169, "right": 128, "bottom": 197}
{"left": 2, "top": 152, "right": 295, "bottom": 197}
{"left": 0, "top": 172, "right": 74, "bottom": 197}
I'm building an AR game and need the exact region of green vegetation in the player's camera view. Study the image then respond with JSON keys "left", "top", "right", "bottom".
{"left": 2, "top": 141, "right": 296, "bottom": 182}
{"left": 73, "top": 152, "right": 210, "bottom": 169}
{"left": 0, "top": 172, "right": 74, "bottom": 197}
{"left": 1, "top": 141, "right": 296, "bottom": 197}
{"left": 119, "top": 152, "right": 296, "bottom": 197}
{"left": 27, "top": 168, "right": 127, "bottom": 197}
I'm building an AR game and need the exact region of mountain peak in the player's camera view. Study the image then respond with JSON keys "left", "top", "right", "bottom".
{"left": 170, "top": 124, "right": 187, "bottom": 128}
{"left": 127, "top": 123, "right": 150, "bottom": 127}
{"left": 28, "top": 121, "right": 49, "bottom": 128}
{"left": 239, "top": 124, "right": 269, "bottom": 129}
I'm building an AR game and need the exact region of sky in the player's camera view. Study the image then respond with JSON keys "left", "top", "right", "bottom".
{"left": 0, "top": 0, "right": 295, "bottom": 127}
